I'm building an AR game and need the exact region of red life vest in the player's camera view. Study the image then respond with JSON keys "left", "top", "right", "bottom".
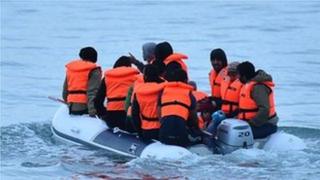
{"left": 238, "top": 81, "right": 276, "bottom": 121}
{"left": 209, "top": 67, "right": 227, "bottom": 99}
{"left": 160, "top": 82, "right": 193, "bottom": 121}
{"left": 164, "top": 53, "right": 188, "bottom": 74}
{"left": 104, "top": 67, "right": 140, "bottom": 111}
{"left": 220, "top": 78, "right": 243, "bottom": 115}
{"left": 135, "top": 83, "right": 164, "bottom": 130}
{"left": 66, "top": 60, "right": 100, "bottom": 103}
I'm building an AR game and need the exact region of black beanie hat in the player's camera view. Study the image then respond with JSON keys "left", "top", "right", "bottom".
{"left": 237, "top": 61, "right": 256, "bottom": 80}
{"left": 154, "top": 41, "right": 173, "bottom": 62}
{"left": 79, "top": 47, "right": 97, "bottom": 63}
{"left": 113, "top": 56, "right": 132, "bottom": 68}
{"left": 210, "top": 48, "right": 228, "bottom": 67}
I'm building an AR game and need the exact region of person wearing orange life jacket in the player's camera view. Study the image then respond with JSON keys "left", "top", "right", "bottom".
{"left": 131, "top": 64, "right": 165, "bottom": 141}
{"left": 63, "top": 47, "right": 102, "bottom": 116}
{"left": 209, "top": 48, "right": 228, "bottom": 111}
{"left": 206, "top": 62, "right": 243, "bottom": 135}
{"left": 123, "top": 74, "right": 144, "bottom": 133}
{"left": 158, "top": 69, "right": 202, "bottom": 147}
{"left": 163, "top": 53, "right": 188, "bottom": 76}
{"left": 220, "top": 61, "right": 243, "bottom": 118}
{"left": 94, "top": 56, "right": 140, "bottom": 130}
{"left": 237, "top": 61, "right": 279, "bottom": 139}
{"left": 188, "top": 81, "right": 215, "bottom": 130}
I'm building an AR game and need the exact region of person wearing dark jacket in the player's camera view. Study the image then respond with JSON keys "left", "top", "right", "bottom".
{"left": 237, "top": 61, "right": 279, "bottom": 139}
{"left": 131, "top": 64, "right": 165, "bottom": 141}
{"left": 94, "top": 56, "right": 139, "bottom": 130}
{"left": 63, "top": 47, "right": 101, "bottom": 116}
{"left": 158, "top": 69, "right": 202, "bottom": 147}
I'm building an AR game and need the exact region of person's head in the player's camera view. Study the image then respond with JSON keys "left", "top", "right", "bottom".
{"left": 152, "top": 60, "right": 166, "bottom": 77}
{"left": 142, "top": 42, "right": 156, "bottom": 62}
{"left": 143, "top": 64, "right": 162, "bottom": 83}
{"left": 113, "top": 56, "right": 132, "bottom": 68}
{"left": 197, "top": 98, "right": 215, "bottom": 121}
{"left": 166, "top": 69, "right": 188, "bottom": 83}
{"left": 237, "top": 61, "right": 256, "bottom": 84}
{"left": 210, "top": 48, "right": 228, "bottom": 72}
{"left": 79, "top": 47, "right": 97, "bottom": 63}
{"left": 227, "top": 61, "right": 240, "bottom": 82}
{"left": 154, "top": 41, "right": 173, "bottom": 62}
{"left": 164, "top": 61, "right": 182, "bottom": 80}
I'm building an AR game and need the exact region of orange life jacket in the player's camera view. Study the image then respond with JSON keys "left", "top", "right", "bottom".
{"left": 104, "top": 67, "right": 140, "bottom": 111}
{"left": 135, "top": 83, "right": 164, "bottom": 130}
{"left": 209, "top": 67, "right": 227, "bottom": 99}
{"left": 126, "top": 75, "right": 145, "bottom": 117}
{"left": 192, "top": 90, "right": 209, "bottom": 102}
{"left": 220, "top": 78, "right": 243, "bottom": 115}
{"left": 66, "top": 60, "right": 100, "bottom": 103}
{"left": 160, "top": 82, "right": 193, "bottom": 121}
{"left": 238, "top": 81, "right": 276, "bottom": 121}
{"left": 164, "top": 53, "right": 188, "bottom": 74}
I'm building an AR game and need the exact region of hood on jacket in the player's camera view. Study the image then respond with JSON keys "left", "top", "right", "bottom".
{"left": 252, "top": 70, "right": 273, "bottom": 83}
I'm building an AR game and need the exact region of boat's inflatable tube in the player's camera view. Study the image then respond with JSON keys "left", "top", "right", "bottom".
{"left": 52, "top": 105, "right": 306, "bottom": 159}
{"left": 52, "top": 105, "right": 201, "bottom": 159}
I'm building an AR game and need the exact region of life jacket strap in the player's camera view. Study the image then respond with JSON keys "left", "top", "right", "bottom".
{"left": 141, "top": 114, "right": 158, "bottom": 121}
{"left": 239, "top": 108, "right": 259, "bottom": 113}
{"left": 222, "top": 100, "right": 238, "bottom": 105}
{"left": 161, "top": 101, "right": 190, "bottom": 110}
{"left": 107, "top": 97, "right": 126, "bottom": 102}
{"left": 68, "top": 90, "right": 87, "bottom": 94}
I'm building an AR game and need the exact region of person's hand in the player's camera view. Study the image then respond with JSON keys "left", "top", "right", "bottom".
{"left": 128, "top": 52, "right": 137, "bottom": 63}
{"left": 89, "top": 109, "right": 97, "bottom": 117}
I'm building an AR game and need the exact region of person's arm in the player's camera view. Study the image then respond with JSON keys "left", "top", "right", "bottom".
{"left": 131, "top": 95, "right": 142, "bottom": 132}
{"left": 87, "top": 68, "right": 102, "bottom": 116}
{"left": 129, "top": 53, "right": 145, "bottom": 73}
{"left": 94, "top": 77, "right": 107, "bottom": 116}
{"left": 188, "top": 93, "right": 199, "bottom": 129}
{"left": 62, "top": 77, "right": 68, "bottom": 102}
{"left": 251, "top": 84, "right": 271, "bottom": 127}
{"left": 124, "top": 86, "right": 134, "bottom": 113}
{"left": 157, "top": 91, "right": 163, "bottom": 120}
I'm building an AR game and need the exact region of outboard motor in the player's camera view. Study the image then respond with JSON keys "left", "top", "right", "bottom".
{"left": 214, "top": 118, "right": 254, "bottom": 154}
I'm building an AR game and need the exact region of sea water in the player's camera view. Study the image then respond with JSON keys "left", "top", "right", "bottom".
{"left": 1, "top": 1, "right": 320, "bottom": 179}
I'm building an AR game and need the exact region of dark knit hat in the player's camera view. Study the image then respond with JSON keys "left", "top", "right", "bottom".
{"left": 79, "top": 47, "right": 97, "bottom": 63}
{"left": 198, "top": 98, "right": 215, "bottom": 113}
{"left": 113, "top": 56, "right": 131, "bottom": 68}
{"left": 154, "top": 41, "right": 173, "bottom": 62}
{"left": 210, "top": 48, "right": 227, "bottom": 67}
{"left": 237, "top": 61, "right": 256, "bottom": 80}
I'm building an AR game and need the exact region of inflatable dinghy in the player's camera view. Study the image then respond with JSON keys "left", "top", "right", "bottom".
{"left": 51, "top": 105, "right": 305, "bottom": 159}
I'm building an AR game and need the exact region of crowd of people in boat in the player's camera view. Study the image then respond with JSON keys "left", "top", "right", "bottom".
{"left": 62, "top": 41, "right": 279, "bottom": 147}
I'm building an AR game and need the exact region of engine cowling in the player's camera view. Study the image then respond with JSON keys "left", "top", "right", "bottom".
{"left": 215, "top": 118, "right": 254, "bottom": 154}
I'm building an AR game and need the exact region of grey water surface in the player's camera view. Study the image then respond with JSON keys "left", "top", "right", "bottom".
{"left": 1, "top": 1, "right": 320, "bottom": 179}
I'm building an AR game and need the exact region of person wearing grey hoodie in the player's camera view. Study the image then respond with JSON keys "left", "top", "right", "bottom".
{"left": 237, "top": 61, "right": 278, "bottom": 139}
{"left": 129, "top": 42, "right": 157, "bottom": 73}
